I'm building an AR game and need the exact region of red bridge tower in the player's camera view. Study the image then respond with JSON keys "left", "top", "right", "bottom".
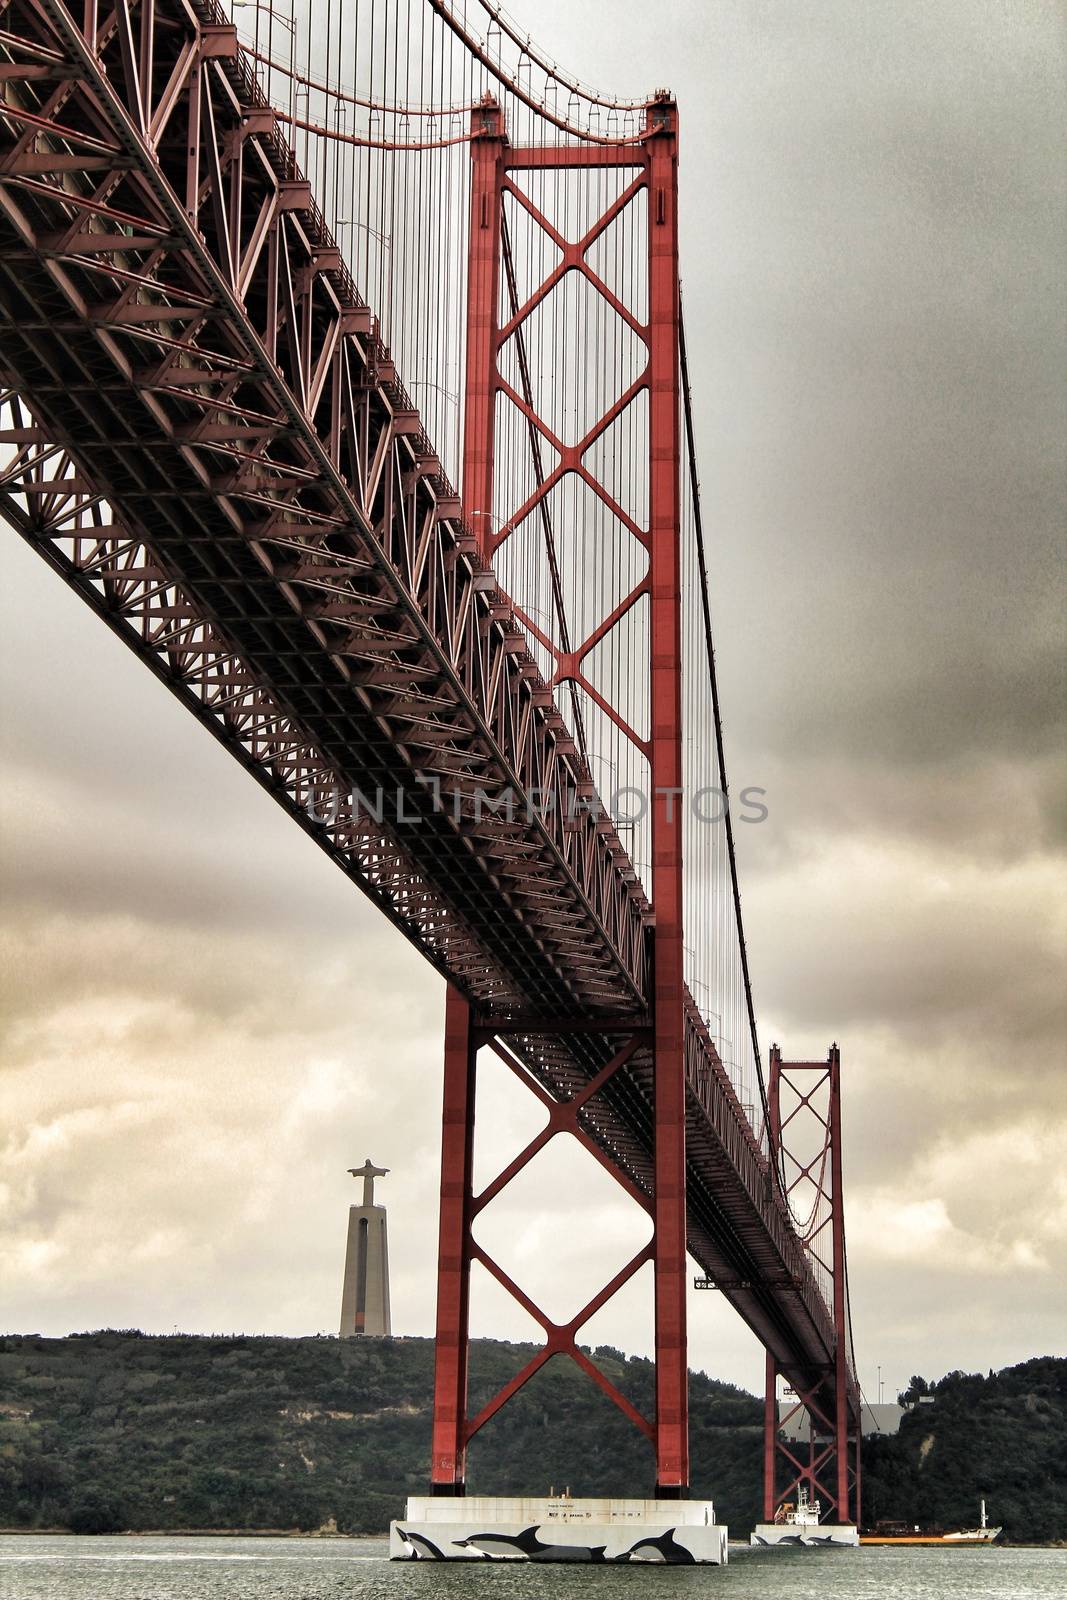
{"left": 430, "top": 95, "right": 690, "bottom": 1498}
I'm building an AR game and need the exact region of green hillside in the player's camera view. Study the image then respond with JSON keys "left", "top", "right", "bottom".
{"left": 0, "top": 1334, "right": 1062, "bottom": 1541}
{"left": 0, "top": 1332, "right": 761, "bottom": 1535}
{"left": 864, "top": 1358, "right": 1067, "bottom": 1543}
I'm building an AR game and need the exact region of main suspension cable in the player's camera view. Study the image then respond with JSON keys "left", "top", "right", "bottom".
{"left": 679, "top": 290, "right": 775, "bottom": 1176}
{"left": 426, "top": 0, "right": 653, "bottom": 143}
{"left": 471, "top": 0, "right": 652, "bottom": 110}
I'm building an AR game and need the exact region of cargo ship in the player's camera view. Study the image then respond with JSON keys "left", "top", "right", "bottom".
{"left": 860, "top": 1500, "right": 1002, "bottom": 1546}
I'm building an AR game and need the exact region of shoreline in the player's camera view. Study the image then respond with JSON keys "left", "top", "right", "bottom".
{"left": 2, "top": 1528, "right": 1065, "bottom": 1549}
{"left": 0, "top": 1528, "right": 382, "bottom": 1540}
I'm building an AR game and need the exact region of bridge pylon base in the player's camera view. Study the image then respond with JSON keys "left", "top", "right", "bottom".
{"left": 391, "top": 1496, "right": 728, "bottom": 1563}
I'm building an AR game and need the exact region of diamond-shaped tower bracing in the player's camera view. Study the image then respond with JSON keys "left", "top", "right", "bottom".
{"left": 340, "top": 1160, "right": 392, "bottom": 1338}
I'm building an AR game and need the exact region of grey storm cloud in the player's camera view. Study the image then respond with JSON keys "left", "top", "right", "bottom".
{"left": 1, "top": 0, "right": 1064, "bottom": 1400}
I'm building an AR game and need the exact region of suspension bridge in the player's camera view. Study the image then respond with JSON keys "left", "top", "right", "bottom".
{"left": 0, "top": 0, "right": 861, "bottom": 1560}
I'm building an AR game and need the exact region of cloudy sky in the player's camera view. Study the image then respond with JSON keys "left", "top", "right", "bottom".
{"left": 1, "top": 0, "right": 1064, "bottom": 1409}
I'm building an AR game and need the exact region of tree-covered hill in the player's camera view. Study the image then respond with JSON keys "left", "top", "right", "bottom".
{"left": 0, "top": 1334, "right": 1062, "bottom": 1541}
{"left": 863, "top": 1357, "right": 1067, "bottom": 1543}
{"left": 0, "top": 1332, "right": 761, "bottom": 1535}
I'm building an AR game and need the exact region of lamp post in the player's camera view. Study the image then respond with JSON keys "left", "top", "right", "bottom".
{"left": 230, "top": 0, "right": 296, "bottom": 117}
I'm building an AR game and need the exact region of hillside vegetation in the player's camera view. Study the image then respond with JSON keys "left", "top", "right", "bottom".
{"left": 0, "top": 1334, "right": 1062, "bottom": 1540}
{"left": 864, "top": 1358, "right": 1066, "bottom": 1542}
{"left": 0, "top": 1332, "right": 761, "bottom": 1535}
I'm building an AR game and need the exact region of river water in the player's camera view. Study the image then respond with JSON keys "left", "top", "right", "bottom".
{"left": 1, "top": 1535, "right": 1064, "bottom": 1599}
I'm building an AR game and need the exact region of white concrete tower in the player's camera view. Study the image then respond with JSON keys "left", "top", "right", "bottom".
{"left": 339, "top": 1158, "right": 391, "bottom": 1337}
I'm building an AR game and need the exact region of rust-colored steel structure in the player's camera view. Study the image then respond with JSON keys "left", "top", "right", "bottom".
{"left": 763, "top": 1045, "right": 861, "bottom": 1525}
{"left": 0, "top": 0, "right": 860, "bottom": 1500}
{"left": 432, "top": 97, "right": 691, "bottom": 1494}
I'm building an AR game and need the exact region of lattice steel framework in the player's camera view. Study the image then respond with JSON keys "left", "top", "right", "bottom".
{"left": 432, "top": 98, "right": 691, "bottom": 1494}
{"left": 763, "top": 1046, "right": 861, "bottom": 1525}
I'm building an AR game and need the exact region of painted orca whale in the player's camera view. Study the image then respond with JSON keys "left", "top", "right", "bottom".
{"left": 455, "top": 1527, "right": 608, "bottom": 1561}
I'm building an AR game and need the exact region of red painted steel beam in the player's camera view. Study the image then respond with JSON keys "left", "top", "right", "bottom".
{"left": 763, "top": 1351, "right": 777, "bottom": 1522}
{"left": 463, "top": 100, "right": 504, "bottom": 561}
{"left": 830, "top": 1043, "right": 851, "bottom": 1522}
{"left": 645, "top": 97, "right": 688, "bottom": 1497}
{"left": 430, "top": 988, "right": 477, "bottom": 1492}
{"left": 428, "top": 104, "right": 505, "bottom": 1493}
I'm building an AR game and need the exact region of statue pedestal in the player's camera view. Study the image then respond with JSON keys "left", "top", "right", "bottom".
{"left": 339, "top": 1159, "right": 390, "bottom": 1338}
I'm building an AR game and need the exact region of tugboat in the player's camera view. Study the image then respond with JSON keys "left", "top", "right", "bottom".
{"left": 775, "top": 1485, "right": 823, "bottom": 1536}
{"left": 750, "top": 1485, "right": 859, "bottom": 1547}
{"left": 860, "top": 1499, "right": 1002, "bottom": 1546}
